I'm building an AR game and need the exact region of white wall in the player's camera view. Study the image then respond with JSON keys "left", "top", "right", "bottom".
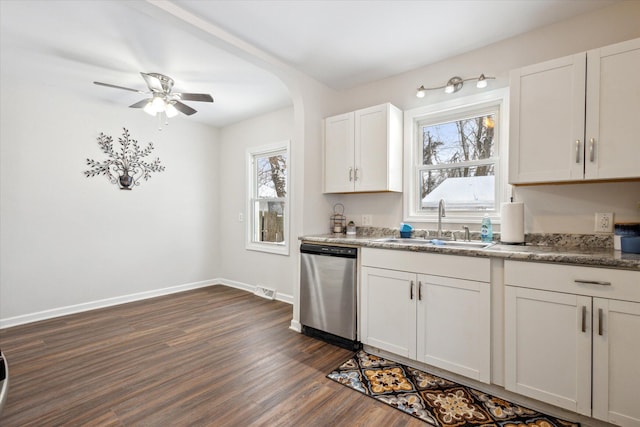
{"left": 328, "top": 1, "right": 640, "bottom": 234}
{"left": 0, "top": 78, "right": 220, "bottom": 325}
{"left": 218, "top": 107, "right": 296, "bottom": 300}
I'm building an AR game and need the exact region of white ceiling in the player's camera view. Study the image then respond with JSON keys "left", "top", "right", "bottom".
{"left": 0, "top": 0, "right": 618, "bottom": 128}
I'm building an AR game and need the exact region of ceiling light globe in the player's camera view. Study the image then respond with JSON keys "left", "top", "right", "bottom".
{"left": 477, "top": 74, "right": 488, "bottom": 89}
{"left": 416, "top": 87, "right": 426, "bottom": 98}
{"left": 143, "top": 101, "right": 157, "bottom": 116}
{"left": 165, "top": 102, "right": 179, "bottom": 118}
{"left": 444, "top": 85, "right": 455, "bottom": 94}
{"left": 150, "top": 96, "right": 165, "bottom": 113}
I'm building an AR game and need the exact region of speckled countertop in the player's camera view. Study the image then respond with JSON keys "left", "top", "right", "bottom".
{"left": 300, "top": 233, "right": 640, "bottom": 271}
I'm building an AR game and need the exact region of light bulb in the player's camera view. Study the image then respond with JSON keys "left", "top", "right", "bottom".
{"left": 165, "top": 102, "right": 179, "bottom": 118}
{"left": 477, "top": 74, "right": 488, "bottom": 89}
{"left": 143, "top": 100, "right": 157, "bottom": 116}
{"left": 150, "top": 96, "right": 165, "bottom": 113}
{"left": 444, "top": 84, "right": 455, "bottom": 94}
{"left": 416, "top": 86, "right": 426, "bottom": 98}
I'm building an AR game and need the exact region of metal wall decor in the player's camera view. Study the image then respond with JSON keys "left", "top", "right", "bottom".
{"left": 84, "top": 128, "right": 165, "bottom": 190}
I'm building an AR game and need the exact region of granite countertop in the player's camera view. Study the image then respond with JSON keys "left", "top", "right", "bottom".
{"left": 300, "top": 234, "right": 640, "bottom": 271}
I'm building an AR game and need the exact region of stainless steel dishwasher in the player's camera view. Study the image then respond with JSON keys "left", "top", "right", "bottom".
{"left": 300, "top": 243, "right": 359, "bottom": 349}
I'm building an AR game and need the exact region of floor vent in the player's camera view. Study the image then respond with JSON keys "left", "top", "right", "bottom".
{"left": 254, "top": 286, "right": 276, "bottom": 300}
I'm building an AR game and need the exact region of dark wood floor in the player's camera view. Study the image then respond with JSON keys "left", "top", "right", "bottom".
{"left": 0, "top": 285, "right": 424, "bottom": 426}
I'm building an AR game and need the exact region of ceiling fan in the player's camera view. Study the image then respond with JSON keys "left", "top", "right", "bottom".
{"left": 93, "top": 72, "right": 214, "bottom": 118}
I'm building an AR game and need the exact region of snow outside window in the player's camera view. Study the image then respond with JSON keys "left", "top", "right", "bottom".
{"left": 403, "top": 89, "right": 509, "bottom": 224}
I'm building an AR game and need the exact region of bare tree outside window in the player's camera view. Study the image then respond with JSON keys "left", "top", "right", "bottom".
{"left": 254, "top": 152, "right": 287, "bottom": 243}
{"left": 420, "top": 113, "right": 496, "bottom": 211}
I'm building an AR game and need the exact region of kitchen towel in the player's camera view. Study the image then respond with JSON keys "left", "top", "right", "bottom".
{"left": 501, "top": 201, "right": 524, "bottom": 244}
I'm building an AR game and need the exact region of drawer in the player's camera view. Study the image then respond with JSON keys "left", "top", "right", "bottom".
{"left": 504, "top": 260, "right": 640, "bottom": 302}
{"left": 361, "top": 248, "right": 490, "bottom": 282}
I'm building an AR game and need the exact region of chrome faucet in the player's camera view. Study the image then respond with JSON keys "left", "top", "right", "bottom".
{"left": 437, "top": 199, "right": 446, "bottom": 238}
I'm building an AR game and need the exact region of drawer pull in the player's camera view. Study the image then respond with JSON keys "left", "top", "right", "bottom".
{"left": 598, "top": 308, "right": 603, "bottom": 336}
{"left": 581, "top": 306, "right": 587, "bottom": 333}
{"left": 410, "top": 280, "right": 414, "bottom": 300}
{"left": 575, "top": 139, "right": 581, "bottom": 163}
{"left": 418, "top": 281, "right": 422, "bottom": 301}
{"left": 574, "top": 279, "right": 611, "bottom": 286}
{"left": 349, "top": 167, "right": 353, "bottom": 182}
{"left": 589, "top": 138, "right": 595, "bottom": 162}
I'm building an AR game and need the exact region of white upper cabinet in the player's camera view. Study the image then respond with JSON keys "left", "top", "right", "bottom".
{"left": 324, "top": 103, "right": 403, "bottom": 193}
{"left": 509, "top": 38, "right": 640, "bottom": 184}
{"left": 585, "top": 39, "right": 640, "bottom": 180}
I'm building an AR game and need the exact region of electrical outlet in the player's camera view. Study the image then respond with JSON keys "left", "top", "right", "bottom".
{"left": 594, "top": 212, "right": 613, "bottom": 233}
{"left": 362, "top": 214, "right": 373, "bottom": 226}
{"left": 238, "top": 212, "right": 243, "bottom": 222}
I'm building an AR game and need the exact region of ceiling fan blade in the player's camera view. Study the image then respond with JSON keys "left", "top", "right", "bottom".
{"left": 173, "top": 101, "right": 197, "bottom": 116}
{"left": 94, "top": 81, "right": 146, "bottom": 93}
{"left": 174, "top": 93, "right": 214, "bottom": 103}
{"left": 129, "top": 98, "right": 152, "bottom": 108}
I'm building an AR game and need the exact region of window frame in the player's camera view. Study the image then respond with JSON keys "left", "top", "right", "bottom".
{"left": 246, "top": 140, "right": 290, "bottom": 256}
{"left": 403, "top": 88, "right": 510, "bottom": 225}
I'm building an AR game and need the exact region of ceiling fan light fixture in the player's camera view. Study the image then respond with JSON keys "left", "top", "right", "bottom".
{"left": 143, "top": 100, "right": 157, "bottom": 116}
{"left": 150, "top": 96, "right": 166, "bottom": 114}
{"left": 165, "top": 102, "right": 179, "bottom": 118}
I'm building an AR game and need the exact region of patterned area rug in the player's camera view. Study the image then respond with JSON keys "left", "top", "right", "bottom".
{"left": 327, "top": 351, "right": 579, "bottom": 427}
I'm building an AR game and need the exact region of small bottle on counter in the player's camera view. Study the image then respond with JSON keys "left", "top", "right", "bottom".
{"left": 481, "top": 214, "right": 493, "bottom": 242}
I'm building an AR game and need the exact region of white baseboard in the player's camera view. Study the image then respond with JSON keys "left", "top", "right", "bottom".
{"left": 217, "top": 278, "right": 293, "bottom": 305}
{"left": 289, "top": 319, "right": 302, "bottom": 333}
{"left": 0, "top": 279, "right": 219, "bottom": 329}
{"left": 1, "top": 278, "right": 293, "bottom": 329}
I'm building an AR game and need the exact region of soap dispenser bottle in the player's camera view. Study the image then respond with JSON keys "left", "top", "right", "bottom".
{"left": 481, "top": 214, "right": 493, "bottom": 242}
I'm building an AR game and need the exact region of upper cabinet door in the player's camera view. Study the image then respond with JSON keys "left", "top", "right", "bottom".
{"left": 355, "top": 104, "right": 389, "bottom": 192}
{"left": 585, "top": 38, "right": 640, "bottom": 180}
{"left": 324, "top": 112, "right": 355, "bottom": 193}
{"left": 509, "top": 53, "right": 586, "bottom": 184}
{"left": 323, "top": 103, "right": 402, "bottom": 194}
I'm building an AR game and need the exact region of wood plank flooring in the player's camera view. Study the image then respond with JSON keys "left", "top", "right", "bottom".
{"left": 0, "top": 286, "right": 424, "bottom": 426}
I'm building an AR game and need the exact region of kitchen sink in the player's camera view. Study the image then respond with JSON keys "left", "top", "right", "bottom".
{"left": 373, "top": 238, "right": 494, "bottom": 249}
{"left": 374, "top": 238, "right": 433, "bottom": 245}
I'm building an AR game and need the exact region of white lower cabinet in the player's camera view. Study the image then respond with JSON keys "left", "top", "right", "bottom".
{"left": 505, "top": 261, "right": 640, "bottom": 426}
{"left": 361, "top": 249, "right": 491, "bottom": 383}
{"left": 361, "top": 267, "right": 416, "bottom": 357}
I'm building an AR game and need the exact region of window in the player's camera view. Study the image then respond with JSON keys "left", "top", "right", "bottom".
{"left": 404, "top": 89, "right": 509, "bottom": 223}
{"left": 247, "top": 141, "right": 290, "bottom": 255}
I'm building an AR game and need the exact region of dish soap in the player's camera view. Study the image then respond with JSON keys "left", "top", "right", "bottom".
{"left": 481, "top": 214, "right": 493, "bottom": 243}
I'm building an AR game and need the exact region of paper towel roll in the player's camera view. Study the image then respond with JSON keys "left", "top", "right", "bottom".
{"left": 501, "top": 202, "right": 524, "bottom": 244}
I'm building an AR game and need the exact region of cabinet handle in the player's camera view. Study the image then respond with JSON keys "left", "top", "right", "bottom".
{"left": 349, "top": 167, "right": 353, "bottom": 182}
{"left": 598, "top": 308, "right": 603, "bottom": 336}
{"left": 581, "top": 306, "right": 587, "bottom": 333}
{"left": 575, "top": 140, "right": 581, "bottom": 163}
{"left": 410, "top": 280, "right": 414, "bottom": 300}
{"left": 574, "top": 279, "right": 611, "bottom": 286}
{"left": 354, "top": 168, "right": 359, "bottom": 181}
{"left": 589, "top": 138, "right": 595, "bottom": 162}
{"left": 418, "top": 281, "right": 422, "bottom": 301}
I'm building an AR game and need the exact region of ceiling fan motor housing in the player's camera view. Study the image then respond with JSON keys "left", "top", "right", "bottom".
{"left": 146, "top": 73, "right": 174, "bottom": 93}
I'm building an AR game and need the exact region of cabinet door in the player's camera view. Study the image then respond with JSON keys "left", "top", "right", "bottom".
{"left": 592, "top": 298, "right": 640, "bottom": 426}
{"left": 360, "top": 267, "right": 416, "bottom": 358}
{"left": 416, "top": 274, "right": 491, "bottom": 383}
{"left": 585, "top": 38, "right": 640, "bottom": 180}
{"left": 354, "top": 104, "right": 389, "bottom": 192}
{"left": 505, "top": 287, "right": 591, "bottom": 416}
{"left": 509, "top": 53, "right": 586, "bottom": 184}
{"left": 324, "top": 112, "right": 355, "bottom": 193}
